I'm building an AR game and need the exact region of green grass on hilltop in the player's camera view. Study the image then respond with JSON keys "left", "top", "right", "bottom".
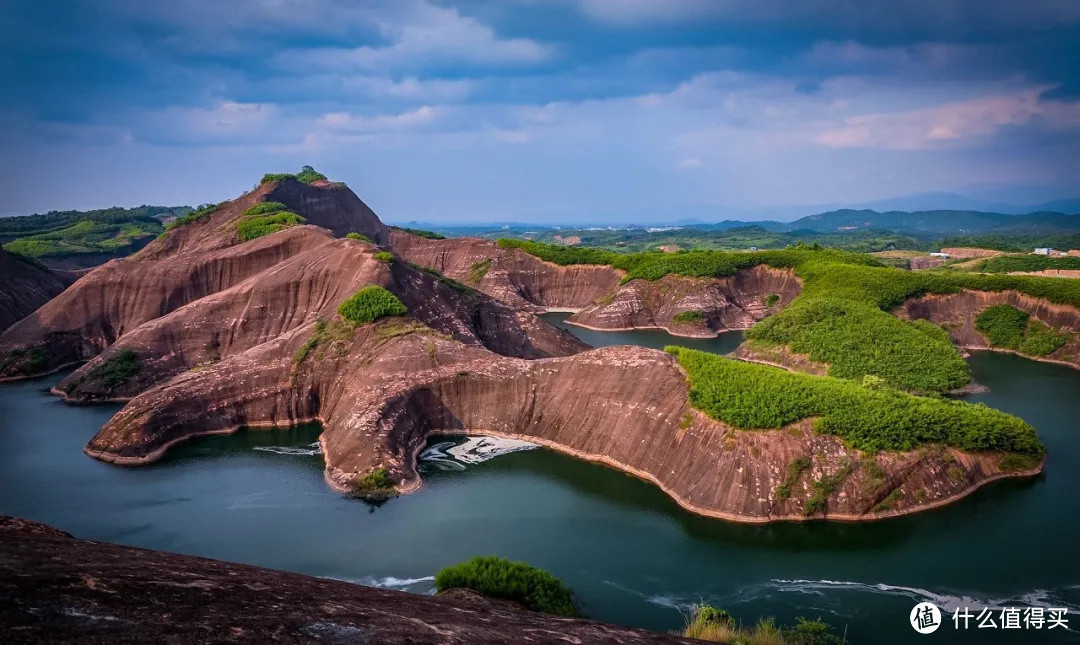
{"left": 4, "top": 217, "right": 164, "bottom": 259}
{"left": 434, "top": 556, "right": 579, "bottom": 617}
{"left": 235, "top": 202, "right": 306, "bottom": 242}
{"left": 666, "top": 347, "right": 1044, "bottom": 456}
{"left": 337, "top": 286, "right": 407, "bottom": 325}
{"left": 260, "top": 165, "right": 327, "bottom": 185}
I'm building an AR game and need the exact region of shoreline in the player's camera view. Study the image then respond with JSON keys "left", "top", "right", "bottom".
{"left": 557, "top": 317, "right": 748, "bottom": 340}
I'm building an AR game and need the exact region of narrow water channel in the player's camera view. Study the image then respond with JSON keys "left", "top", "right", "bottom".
{"left": 1, "top": 316, "right": 1077, "bottom": 643}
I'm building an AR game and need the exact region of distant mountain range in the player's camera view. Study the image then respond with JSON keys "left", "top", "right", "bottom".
{"left": 686, "top": 209, "right": 1080, "bottom": 237}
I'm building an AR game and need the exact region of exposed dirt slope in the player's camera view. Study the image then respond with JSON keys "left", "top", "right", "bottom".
{"left": 0, "top": 248, "right": 72, "bottom": 333}
{"left": 0, "top": 516, "right": 701, "bottom": 645}
{"left": 897, "top": 289, "right": 1080, "bottom": 368}
{"left": 86, "top": 324, "right": 1030, "bottom": 522}
{"left": 569, "top": 266, "right": 801, "bottom": 337}
{"left": 390, "top": 232, "right": 622, "bottom": 310}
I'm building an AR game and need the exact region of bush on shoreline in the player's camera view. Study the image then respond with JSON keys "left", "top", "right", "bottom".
{"left": 434, "top": 556, "right": 579, "bottom": 617}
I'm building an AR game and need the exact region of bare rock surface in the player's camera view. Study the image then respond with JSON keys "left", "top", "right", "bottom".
{"left": 390, "top": 232, "right": 622, "bottom": 310}
{"left": 569, "top": 266, "right": 801, "bottom": 337}
{"left": 0, "top": 515, "right": 702, "bottom": 645}
{"left": 0, "top": 247, "right": 72, "bottom": 333}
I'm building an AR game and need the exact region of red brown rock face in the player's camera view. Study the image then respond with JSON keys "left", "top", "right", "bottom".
{"left": 897, "top": 289, "right": 1080, "bottom": 368}
{"left": 0, "top": 179, "right": 1042, "bottom": 523}
{"left": 569, "top": 266, "right": 802, "bottom": 337}
{"left": 0, "top": 247, "right": 71, "bottom": 334}
{"left": 390, "top": 232, "right": 623, "bottom": 310}
{"left": 0, "top": 515, "right": 702, "bottom": 644}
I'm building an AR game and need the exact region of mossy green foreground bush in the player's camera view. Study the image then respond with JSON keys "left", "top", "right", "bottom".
{"left": 974, "top": 305, "right": 1070, "bottom": 356}
{"left": 503, "top": 239, "right": 1080, "bottom": 392}
{"left": 666, "top": 347, "right": 1044, "bottom": 456}
{"left": 236, "top": 202, "right": 306, "bottom": 241}
{"left": 337, "top": 286, "right": 407, "bottom": 325}
{"left": 434, "top": 556, "right": 579, "bottom": 616}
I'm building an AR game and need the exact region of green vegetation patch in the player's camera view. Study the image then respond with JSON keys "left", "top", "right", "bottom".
{"left": 87, "top": 349, "right": 140, "bottom": 389}
{"left": 337, "top": 286, "right": 407, "bottom": 325}
{"left": 434, "top": 556, "right": 579, "bottom": 617}
{"left": 260, "top": 165, "right": 327, "bottom": 185}
{"left": 506, "top": 239, "right": 1080, "bottom": 392}
{"left": 4, "top": 211, "right": 168, "bottom": 259}
{"left": 975, "top": 254, "right": 1080, "bottom": 274}
{"left": 673, "top": 310, "right": 706, "bottom": 324}
{"left": 974, "top": 305, "right": 1070, "bottom": 356}
{"left": 775, "top": 456, "right": 810, "bottom": 500}
{"left": 346, "top": 232, "right": 372, "bottom": 242}
{"left": 0, "top": 346, "right": 48, "bottom": 375}
{"left": 235, "top": 202, "right": 306, "bottom": 242}
{"left": 390, "top": 225, "right": 445, "bottom": 239}
{"left": 666, "top": 347, "right": 1044, "bottom": 456}
{"left": 683, "top": 604, "right": 842, "bottom": 644}
{"left": 373, "top": 251, "right": 394, "bottom": 263}
{"left": 164, "top": 202, "right": 223, "bottom": 232}
{"left": 999, "top": 452, "right": 1042, "bottom": 473}
{"left": 467, "top": 258, "right": 492, "bottom": 284}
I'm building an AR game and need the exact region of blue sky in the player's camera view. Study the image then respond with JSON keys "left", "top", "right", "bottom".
{"left": 1, "top": 0, "right": 1078, "bottom": 223}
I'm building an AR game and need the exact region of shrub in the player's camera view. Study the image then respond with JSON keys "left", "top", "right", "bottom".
{"left": 390, "top": 225, "right": 445, "bottom": 240}
{"left": 234, "top": 201, "right": 305, "bottom": 242}
{"left": 87, "top": 349, "right": 140, "bottom": 389}
{"left": 673, "top": 310, "right": 705, "bottom": 324}
{"left": 434, "top": 556, "right": 579, "bottom": 617}
{"left": 775, "top": 456, "right": 810, "bottom": 500}
{"left": 999, "top": 452, "right": 1041, "bottom": 472}
{"left": 468, "top": 258, "right": 492, "bottom": 284}
{"left": 766, "top": 293, "right": 780, "bottom": 307}
{"left": 373, "top": 251, "right": 394, "bottom": 263}
{"left": 337, "top": 286, "right": 407, "bottom": 325}
{"left": 666, "top": 346, "right": 1044, "bottom": 456}
{"left": 261, "top": 165, "right": 327, "bottom": 185}
{"left": 165, "top": 202, "right": 222, "bottom": 231}
{"left": 683, "top": 605, "right": 841, "bottom": 644}
{"left": 975, "top": 305, "right": 1070, "bottom": 356}
{"left": 351, "top": 467, "right": 396, "bottom": 501}
{"left": 346, "top": 232, "right": 372, "bottom": 242}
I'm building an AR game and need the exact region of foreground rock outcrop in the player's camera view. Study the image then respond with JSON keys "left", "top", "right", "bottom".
{"left": 0, "top": 516, "right": 700, "bottom": 645}
{"left": 0, "top": 247, "right": 72, "bottom": 334}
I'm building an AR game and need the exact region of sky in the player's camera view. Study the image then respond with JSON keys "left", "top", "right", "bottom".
{"left": 1, "top": 0, "right": 1079, "bottom": 223}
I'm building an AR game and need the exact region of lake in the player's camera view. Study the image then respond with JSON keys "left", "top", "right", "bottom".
{"left": 0, "top": 313, "right": 1077, "bottom": 643}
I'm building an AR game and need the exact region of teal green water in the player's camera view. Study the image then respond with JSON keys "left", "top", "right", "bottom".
{"left": 1, "top": 317, "right": 1079, "bottom": 643}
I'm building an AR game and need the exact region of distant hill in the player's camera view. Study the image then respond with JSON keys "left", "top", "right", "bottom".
{"left": 786, "top": 209, "right": 1080, "bottom": 236}
{"left": 0, "top": 205, "right": 191, "bottom": 269}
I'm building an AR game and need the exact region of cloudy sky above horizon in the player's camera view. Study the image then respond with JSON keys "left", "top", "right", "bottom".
{"left": 2, "top": 0, "right": 1079, "bottom": 222}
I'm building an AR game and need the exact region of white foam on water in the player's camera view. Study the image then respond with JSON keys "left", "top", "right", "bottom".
{"left": 346, "top": 575, "right": 436, "bottom": 589}
{"left": 419, "top": 436, "right": 538, "bottom": 468}
{"left": 446, "top": 436, "right": 538, "bottom": 464}
{"left": 768, "top": 579, "right": 1080, "bottom": 615}
{"left": 253, "top": 441, "right": 321, "bottom": 456}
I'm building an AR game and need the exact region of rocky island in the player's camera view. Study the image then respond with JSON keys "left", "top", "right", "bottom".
{"left": 0, "top": 170, "right": 1061, "bottom": 523}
